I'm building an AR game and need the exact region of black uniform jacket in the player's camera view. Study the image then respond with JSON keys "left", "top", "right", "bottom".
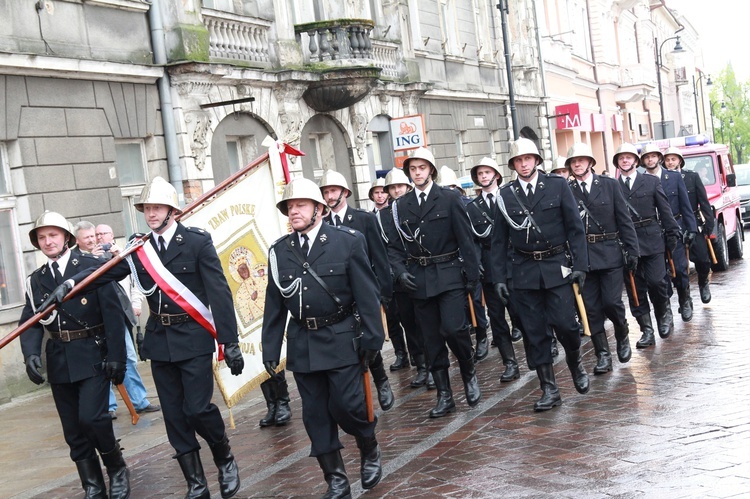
{"left": 70, "top": 223, "right": 239, "bottom": 363}
{"left": 387, "top": 185, "right": 480, "bottom": 300}
{"left": 660, "top": 169, "right": 698, "bottom": 232}
{"left": 324, "top": 207, "right": 393, "bottom": 301}
{"left": 20, "top": 249, "right": 126, "bottom": 384}
{"left": 466, "top": 195, "right": 497, "bottom": 283}
{"left": 570, "top": 174, "right": 640, "bottom": 271}
{"left": 619, "top": 173, "right": 681, "bottom": 257}
{"left": 681, "top": 169, "right": 715, "bottom": 233}
{"left": 261, "top": 223, "right": 385, "bottom": 373}
{"left": 491, "top": 173, "right": 588, "bottom": 290}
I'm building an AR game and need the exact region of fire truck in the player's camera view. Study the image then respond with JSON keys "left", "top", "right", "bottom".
{"left": 667, "top": 135, "right": 744, "bottom": 271}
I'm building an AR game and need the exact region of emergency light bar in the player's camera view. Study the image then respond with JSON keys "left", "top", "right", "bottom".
{"left": 636, "top": 134, "right": 711, "bottom": 152}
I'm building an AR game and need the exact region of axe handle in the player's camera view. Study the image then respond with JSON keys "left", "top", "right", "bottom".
{"left": 380, "top": 305, "right": 389, "bottom": 342}
{"left": 117, "top": 383, "right": 140, "bottom": 425}
{"left": 467, "top": 293, "right": 478, "bottom": 328}
{"left": 666, "top": 250, "right": 676, "bottom": 278}
{"left": 572, "top": 282, "right": 591, "bottom": 337}
{"left": 706, "top": 235, "right": 718, "bottom": 264}
{"left": 628, "top": 271, "right": 640, "bottom": 308}
{"left": 363, "top": 370, "right": 374, "bottom": 423}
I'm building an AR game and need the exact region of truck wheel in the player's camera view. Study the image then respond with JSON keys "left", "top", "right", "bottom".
{"left": 729, "top": 222, "right": 744, "bottom": 259}
{"left": 712, "top": 223, "right": 730, "bottom": 271}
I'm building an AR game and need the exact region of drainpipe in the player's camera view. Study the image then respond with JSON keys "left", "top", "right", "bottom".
{"left": 532, "top": 2, "right": 552, "bottom": 157}
{"left": 586, "top": 0, "right": 610, "bottom": 173}
{"left": 148, "top": 0, "right": 185, "bottom": 205}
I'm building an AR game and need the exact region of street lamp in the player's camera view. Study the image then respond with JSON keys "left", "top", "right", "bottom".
{"left": 692, "top": 71, "right": 712, "bottom": 134}
{"left": 709, "top": 100, "right": 726, "bottom": 143}
{"left": 496, "top": 0, "right": 518, "bottom": 139}
{"left": 655, "top": 35, "right": 684, "bottom": 139}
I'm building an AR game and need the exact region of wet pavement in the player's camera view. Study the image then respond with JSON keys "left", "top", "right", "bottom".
{"left": 2, "top": 243, "right": 750, "bottom": 498}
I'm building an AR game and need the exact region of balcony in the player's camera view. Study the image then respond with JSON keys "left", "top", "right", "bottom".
{"left": 202, "top": 8, "right": 272, "bottom": 67}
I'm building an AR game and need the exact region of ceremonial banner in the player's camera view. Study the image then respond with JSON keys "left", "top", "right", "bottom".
{"left": 180, "top": 140, "right": 293, "bottom": 409}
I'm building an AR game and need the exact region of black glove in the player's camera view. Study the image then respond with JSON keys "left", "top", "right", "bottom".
{"left": 135, "top": 329, "right": 145, "bottom": 361}
{"left": 666, "top": 235, "right": 680, "bottom": 253}
{"left": 39, "top": 281, "right": 73, "bottom": 311}
{"left": 571, "top": 270, "right": 586, "bottom": 290}
{"left": 626, "top": 254, "right": 639, "bottom": 272}
{"left": 465, "top": 280, "right": 478, "bottom": 295}
{"left": 396, "top": 272, "right": 417, "bottom": 292}
{"left": 701, "top": 224, "right": 714, "bottom": 238}
{"left": 264, "top": 360, "right": 278, "bottom": 377}
{"left": 25, "top": 355, "right": 45, "bottom": 385}
{"left": 105, "top": 361, "right": 126, "bottom": 385}
{"left": 493, "top": 283, "right": 510, "bottom": 306}
{"left": 359, "top": 348, "right": 378, "bottom": 369}
{"left": 222, "top": 343, "right": 244, "bottom": 376}
{"left": 683, "top": 231, "right": 697, "bottom": 247}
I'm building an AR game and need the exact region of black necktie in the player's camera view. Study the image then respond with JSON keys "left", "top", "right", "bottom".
{"left": 487, "top": 193, "right": 495, "bottom": 212}
{"left": 526, "top": 183, "right": 533, "bottom": 200}
{"left": 300, "top": 234, "right": 310, "bottom": 258}
{"left": 420, "top": 192, "right": 427, "bottom": 205}
{"left": 581, "top": 181, "right": 590, "bottom": 202}
{"left": 625, "top": 177, "right": 631, "bottom": 191}
{"left": 51, "top": 261, "right": 63, "bottom": 284}
{"left": 158, "top": 236, "right": 167, "bottom": 258}
{"left": 334, "top": 214, "right": 342, "bottom": 227}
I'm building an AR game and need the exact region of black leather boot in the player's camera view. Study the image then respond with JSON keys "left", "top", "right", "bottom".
{"left": 457, "top": 357, "right": 481, "bottom": 407}
{"left": 698, "top": 274, "right": 711, "bottom": 303}
{"left": 635, "top": 314, "right": 656, "bottom": 348}
{"left": 75, "top": 456, "right": 107, "bottom": 499}
{"left": 497, "top": 336, "right": 520, "bottom": 382}
{"left": 389, "top": 350, "right": 409, "bottom": 371}
{"left": 429, "top": 369, "right": 456, "bottom": 418}
{"left": 316, "top": 450, "right": 351, "bottom": 499}
{"left": 426, "top": 371, "right": 436, "bottom": 389}
{"left": 677, "top": 286, "right": 693, "bottom": 322}
{"left": 410, "top": 354, "right": 429, "bottom": 388}
{"left": 274, "top": 376, "right": 292, "bottom": 425}
{"left": 590, "top": 333, "right": 612, "bottom": 375}
{"left": 474, "top": 326, "right": 489, "bottom": 362}
{"left": 177, "top": 450, "right": 211, "bottom": 499}
{"left": 259, "top": 380, "right": 277, "bottom": 428}
{"left": 613, "top": 322, "right": 632, "bottom": 363}
{"left": 369, "top": 353, "right": 395, "bottom": 411}
{"left": 654, "top": 299, "right": 674, "bottom": 338}
{"left": 533, "top": 364, "right": 562, "bottom": 412}
{"left": 354, "top": 435, "right": 382, "bottom": 490}
{"left": 511, "top": 326, "right": 523, "bottom": 343}
{"left": 209, "top": 436, "right": 240, "bottom": 498}
{"left": 564, "top": 348, "right": 590, "bottom": 394}
{"left": 100, "top": 442, "right": 130, "bottom": 499}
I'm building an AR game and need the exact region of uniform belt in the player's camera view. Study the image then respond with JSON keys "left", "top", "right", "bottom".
{"left": 150, "top": 311, "right": 193, "bottom": 326}
{"left": 586, "top": 232, "right": 619, "bottom": 243}
{"left": 49, "top": 324, "right": 105, "bottom": 342}
{"left": 515, "top": 244, "right": 567, "bottom": 261}
{"left": 407, "top": 250, "right": 460, "bottom": 266}
{"left": 633, "top": 218, "right": 654, "bottom": 228}
{"left": 295, "top": 304, "right": 354, "bottom": 331}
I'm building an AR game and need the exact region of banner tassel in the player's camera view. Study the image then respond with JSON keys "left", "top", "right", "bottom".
{"left": 229, "top": 408, "right": 236, "bottom": 429}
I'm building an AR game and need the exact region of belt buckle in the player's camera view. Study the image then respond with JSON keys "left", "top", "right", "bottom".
{"left": 305, "top": 317, "right": 318, "bottom": 330}
{"left": 60, "top": 330, "right": 71, "bottom": 342}
{"left": 418, "top": 256, "right": 429, "bottom": 266}
{"left": 587, "top": 234, "right": 596, "bottom": 243}
{"left": 532, "top": 252, "right": 543, "bottom": 261}
{"left": 160, "top": 315, "right": 171, "bottom": 326}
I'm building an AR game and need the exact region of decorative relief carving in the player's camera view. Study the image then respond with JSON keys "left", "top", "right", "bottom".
{"left": 186, "top": 112, "right": 212, "bottom": 171}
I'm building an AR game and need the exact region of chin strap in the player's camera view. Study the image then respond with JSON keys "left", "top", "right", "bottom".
{"left": 517, "top": 167, "right": 537, "bottom": 182}
{"left": 329, "top": 191, "right": 345, "bottom": 210}
{"left": 298, "top": 205, "right": 320, "bottom": 234}
{"left": 153, "top": 207, "right": 174, "bottom": 234}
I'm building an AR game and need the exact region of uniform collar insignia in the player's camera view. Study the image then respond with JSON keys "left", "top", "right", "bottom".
{"left": 175, "top": 233, "right": 183, "bottom": 242}
{"left": 41, "top": 266, "right": 47, "bottom": 274}
{"left": 320, "top": 234, "right": 327, "bottom": 243}
{"left": 290, "top": 239, "right": 296, "bottom": 246}
{"left": 593, "top": 178, "right": 600, "bottom": 185}
{"left": 538, "top": 181, "right": 545, "bottom": 190}
{"left": 72, "top": 258, "right": 79, "bottom": 266}
{"left": 347, "top": 214, "right": 353, "bottom": 221}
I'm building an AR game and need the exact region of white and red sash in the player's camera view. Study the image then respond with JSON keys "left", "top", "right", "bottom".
{"left": 136, "top": 239, "right": 224, "bottom": 360}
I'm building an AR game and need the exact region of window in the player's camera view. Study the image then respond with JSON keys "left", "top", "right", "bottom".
{"left": 438, "top": 0, "right": 459, "bottom": 56}
{"left": 307, "top": 133, "right": 335, "bottom": 182}
{"left": 0, "top": 143, "right": 23, "bottom": 308}
{"left": 114, "top": 141, "right": 150, "bottom": 236}
{"left": 226, "top": 135, "right": 258, "bottom": 175}
{"left": 472, "top": 0, "right": 493, "bottom": 61}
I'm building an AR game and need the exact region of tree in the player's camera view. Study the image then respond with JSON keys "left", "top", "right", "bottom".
{"left": 709, "top": 64, "right": 750, "bottom": 164}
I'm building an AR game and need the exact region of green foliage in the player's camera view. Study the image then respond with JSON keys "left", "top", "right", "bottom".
{"left": 710, "top": 65, "right": 750, "bottom": 163}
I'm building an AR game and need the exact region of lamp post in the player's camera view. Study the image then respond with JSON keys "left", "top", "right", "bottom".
{"left": 496, "top": 0, "right": 519, "bottom": 140}
{"left": 692, "top": 71, "right": 712, "bottom": 134}
{"left": 655, "top": 35, "right": 684, "bottom": 139}
{"left": 710, "top": 100, "right": 726, "bottom": 143}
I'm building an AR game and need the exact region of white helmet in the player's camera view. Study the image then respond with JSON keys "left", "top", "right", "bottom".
{"left": 277, "top": 178, "right": 329, "bottom": 217}
{"left": 135, "top": 177, "right": 181, "bottom": 213}
{"left": 507, "top": 138, "right": 543, "bottom": 170}
{"left": 613, "top": 143, "right": 640, "bottom": 166}
{"left": 403, "top": 147, "right": 438, "bottom": 181}
{"left": 663, "top": 147, "right": 685, "bottom": 168}
{"left": 565, "top": 143, "right": 597, "bottom": 168}
{"left": 384, "top": 168, "right": 412, "bottom": 190}
{"left": 318, "top": 170, "right": 352, "bottom": 197}
{"left": 470, "top": 157, "right": 502, "bottom": 186}
{"left": 29, "top": 211, "right": 76, "bottom": 250}
{"left": 368, "top": 178, "right": 387, "bottom": 201}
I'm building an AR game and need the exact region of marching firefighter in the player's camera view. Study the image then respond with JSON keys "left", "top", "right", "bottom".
{"left": 20, "top": 211, "right": 131, "bottom": 499}
{"left": 262, "top": 178, "right": 385, "bottom": 497}
{"left": 566, "top": 143, "right": 639, "bottom": 373}
{"left": 490, "top": 138, "right": 590, "bottom": 411}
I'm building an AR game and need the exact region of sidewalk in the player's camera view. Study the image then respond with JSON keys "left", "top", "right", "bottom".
{"left": 3, "top": 252, "right": 750, "bottom": 498}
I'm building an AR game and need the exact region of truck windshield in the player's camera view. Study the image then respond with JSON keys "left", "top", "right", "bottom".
{"left": 683, "top": 155, "right": 716, "bottom": 186}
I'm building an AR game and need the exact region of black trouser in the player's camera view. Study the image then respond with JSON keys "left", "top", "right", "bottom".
{"left": 689, "top": 232, "right": 712, "bottom": 280}
{"left": 466, "top": 282, "right": 488, "bottom": 330}
{"left": 625, "top": 253, "right": 669, "bottom": 317}
{"left": 413, "top": 288, "right": 475, "bottom": 371}
{"left": 394, "top": 291, "right": 424, "bottom": 358}
{"left": 481, "top": 281, "right": 511, "bottom": 346}
{"left": 582, "top": 266, "right": 628, "bottom": 335}
{"left": 51, "top": 374, "right": 117, "bottom": 462}
{"left": 293, "top": 364, "right": 376, "bottom": 457}
{"left": 514, "top": 283, "right": 580, "bottom": 369}
{"left": 151, "top": 354, "right": 226, "bottom": 456}
{"left": 669, "top": 238, "right": 690, "bottom": 292}
{"left": 385, "top": 298, "right": 408, "bottom": 355}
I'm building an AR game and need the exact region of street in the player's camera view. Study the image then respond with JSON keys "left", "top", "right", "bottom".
{"left": 2, "top": 246, "right": 749, "bottom": 498}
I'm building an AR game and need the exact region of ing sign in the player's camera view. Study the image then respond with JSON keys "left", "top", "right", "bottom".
{"left": 391, "top": 115, "right": 426, "bottom": 152}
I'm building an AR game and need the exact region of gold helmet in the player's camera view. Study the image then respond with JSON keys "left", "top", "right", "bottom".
{"left": 29, "top": 211, "right": 76, "bottom": 250}
{"left": 384, "top": 168, "right": 412, "bottom": 190}
{"left": 277, "top": 177, "right": 329, "bottom": 216}
{"left": 318, "top": 170, "right": 352, "bottom": 197}
{"left": 368, "top": 178, "right": 387, "bottom": 201}
{"left": 470, "top": 157, "right": 502, "bottom": 186}
{"left": 135, "top": 176, "right": 181, "bottom": 213}
{"left": 507, "top": 138, "right": 543, "bottom": 170}
{"left": 403, "top": 147, "right": 438, "bottom": 181}
{"left": 663, "top": 147, "right": 685, "bottom": 168}
{"left": 640, "top": 143, "right": 664, "bottom": 163}
{"left": 565, "top": 143, "right": 597, "bottom": 168}
{"left": 613, "top": 143, "right": 640, "bottom": 165}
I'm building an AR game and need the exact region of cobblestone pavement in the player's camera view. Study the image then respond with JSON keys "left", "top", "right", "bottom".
{"left": 3, "top": 242, "right": 749, "bottom": 498}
